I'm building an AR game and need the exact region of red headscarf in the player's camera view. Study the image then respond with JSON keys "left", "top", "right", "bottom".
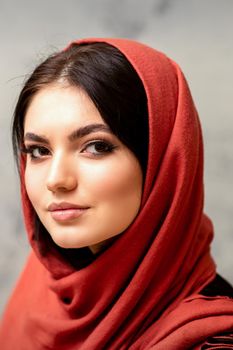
{"left": 1, "top": 38, "right": 233, "bottom": 349}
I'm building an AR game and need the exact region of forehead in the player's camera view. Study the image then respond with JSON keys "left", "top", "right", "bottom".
{"left": 24, "top": 84, "right": 104, "bottom": 133}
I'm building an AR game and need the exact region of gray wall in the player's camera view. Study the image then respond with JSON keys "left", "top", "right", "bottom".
{"left": 1, "top": 0, "right": 232, "bottom": 315}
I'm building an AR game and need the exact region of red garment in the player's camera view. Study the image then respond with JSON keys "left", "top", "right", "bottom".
{"left": 1, "top": 38, "right": 233, "bottom": 349}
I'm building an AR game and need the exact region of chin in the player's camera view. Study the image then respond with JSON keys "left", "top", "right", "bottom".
{"left": 55, "top": 241, "right": 78, "bottom": 249}
{"left": 50, "top": 233, "right": 85, "bottom": 249}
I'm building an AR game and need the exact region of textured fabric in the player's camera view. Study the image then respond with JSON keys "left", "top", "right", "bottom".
{"left": 1, "top": 38, "right": 233, "bottom": 349}
{"left": 199, "top": 276, "right": 233, "bottom": 349}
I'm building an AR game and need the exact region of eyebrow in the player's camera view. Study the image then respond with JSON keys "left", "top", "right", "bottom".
{"left": 68, "top": 123, "right": 111, "bottom": 141}
{"left": 24, "top": 123, "right": 112, "bottom": 144}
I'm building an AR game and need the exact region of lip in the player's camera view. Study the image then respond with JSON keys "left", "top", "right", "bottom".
{"left": 48, "top": 202, "right": 89, "bottom": 222}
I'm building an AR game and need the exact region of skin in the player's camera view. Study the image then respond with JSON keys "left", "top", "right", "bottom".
{"left": 24, "top": 84, "right": 143, "bottom": 254}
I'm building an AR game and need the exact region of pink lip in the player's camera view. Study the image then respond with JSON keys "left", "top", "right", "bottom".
{"left": 48, "top": 202, "right": 89, "bottom": 222}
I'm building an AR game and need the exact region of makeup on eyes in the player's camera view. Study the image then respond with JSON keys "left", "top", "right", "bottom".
{"left": 21, "top": 136, "right": 119, "bottom": 161}
{"left": 21, "top": 144, "right": 51, "bottom": 160}
{"left": 81, "top": 139, "right": 118, "bottom": 156}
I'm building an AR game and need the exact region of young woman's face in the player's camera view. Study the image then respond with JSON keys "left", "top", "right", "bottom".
{"left": 24, "top": 84, "right": 143, "bottom": 253}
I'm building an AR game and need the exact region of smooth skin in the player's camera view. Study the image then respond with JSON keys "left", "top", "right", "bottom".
{"left": 24, "top": 84, "right": 143, "bottom": 254}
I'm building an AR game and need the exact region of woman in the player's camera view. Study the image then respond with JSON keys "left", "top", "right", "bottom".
{"left": 0, "top": 38, "right": 233, "bottom": 349}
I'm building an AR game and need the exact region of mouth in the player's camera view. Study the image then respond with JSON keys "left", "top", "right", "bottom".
{"left": 48, "top": 202, "right": 89, "bottom": 222}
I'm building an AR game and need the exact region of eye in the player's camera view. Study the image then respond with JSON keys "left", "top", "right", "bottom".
{"left": 21, "top": 145, "right": 50, "bottom": 160}
{"left": 82, "top": 140, "right": 117, "bottom": 156}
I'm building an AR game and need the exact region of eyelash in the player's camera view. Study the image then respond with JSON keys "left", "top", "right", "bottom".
{"left": 21, "top": 145, "right": 50, "bottom": 160}
{"left": 21, "top": 140, "right": 118, "bottom": 161}
{"left": 83, "top": 140, "right": 117, "bottom": 156}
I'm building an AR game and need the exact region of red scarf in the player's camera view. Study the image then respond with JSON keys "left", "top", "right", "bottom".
{"left": 1, "top": 38, "right": 233, "bottom": 349}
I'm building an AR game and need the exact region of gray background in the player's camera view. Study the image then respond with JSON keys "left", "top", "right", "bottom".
{"left": 0, "top": 0, "right": 232, "bottom": 315}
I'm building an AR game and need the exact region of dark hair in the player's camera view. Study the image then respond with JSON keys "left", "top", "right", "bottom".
{"left": 12, "top": 42, "right": 148, "bottom": 175}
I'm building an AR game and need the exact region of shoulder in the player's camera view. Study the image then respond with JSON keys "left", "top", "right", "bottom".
{"left": 199, "top": 274, "right": 233, "bottom": 349}
{"left": 200, "top": 332, "right": 233, "bottom": 349}
{"left": 200, "top": 274, "right": 233, "bottom": 299}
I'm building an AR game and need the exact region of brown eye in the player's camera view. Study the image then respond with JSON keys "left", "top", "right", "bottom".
{"left": 22, "top": 145, "right": 50, "bottom": 160}
{"left": 82, "top": 140, "right": 117, "bottom": 156}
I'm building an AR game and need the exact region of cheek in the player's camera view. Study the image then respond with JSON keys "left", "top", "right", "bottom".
{"left": 81, "top": 157, "right": 143, "bottom": 206}
{"left": 24, "top": 166, "right": 43, "bottom": 207}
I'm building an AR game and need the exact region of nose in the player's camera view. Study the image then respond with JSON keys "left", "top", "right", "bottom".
{"left": 46, "top": 153, "right": 77, "bottom": 193}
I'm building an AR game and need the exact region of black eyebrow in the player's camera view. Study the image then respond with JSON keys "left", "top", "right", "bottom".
{"left": 68, "top": 123, "right": 112, "bottom": 142}
{"left": 24, "top": 123, "right": 112, "bottom": 144}
{"left": 24, "top": 133, "right": 49, "bottom": 144}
